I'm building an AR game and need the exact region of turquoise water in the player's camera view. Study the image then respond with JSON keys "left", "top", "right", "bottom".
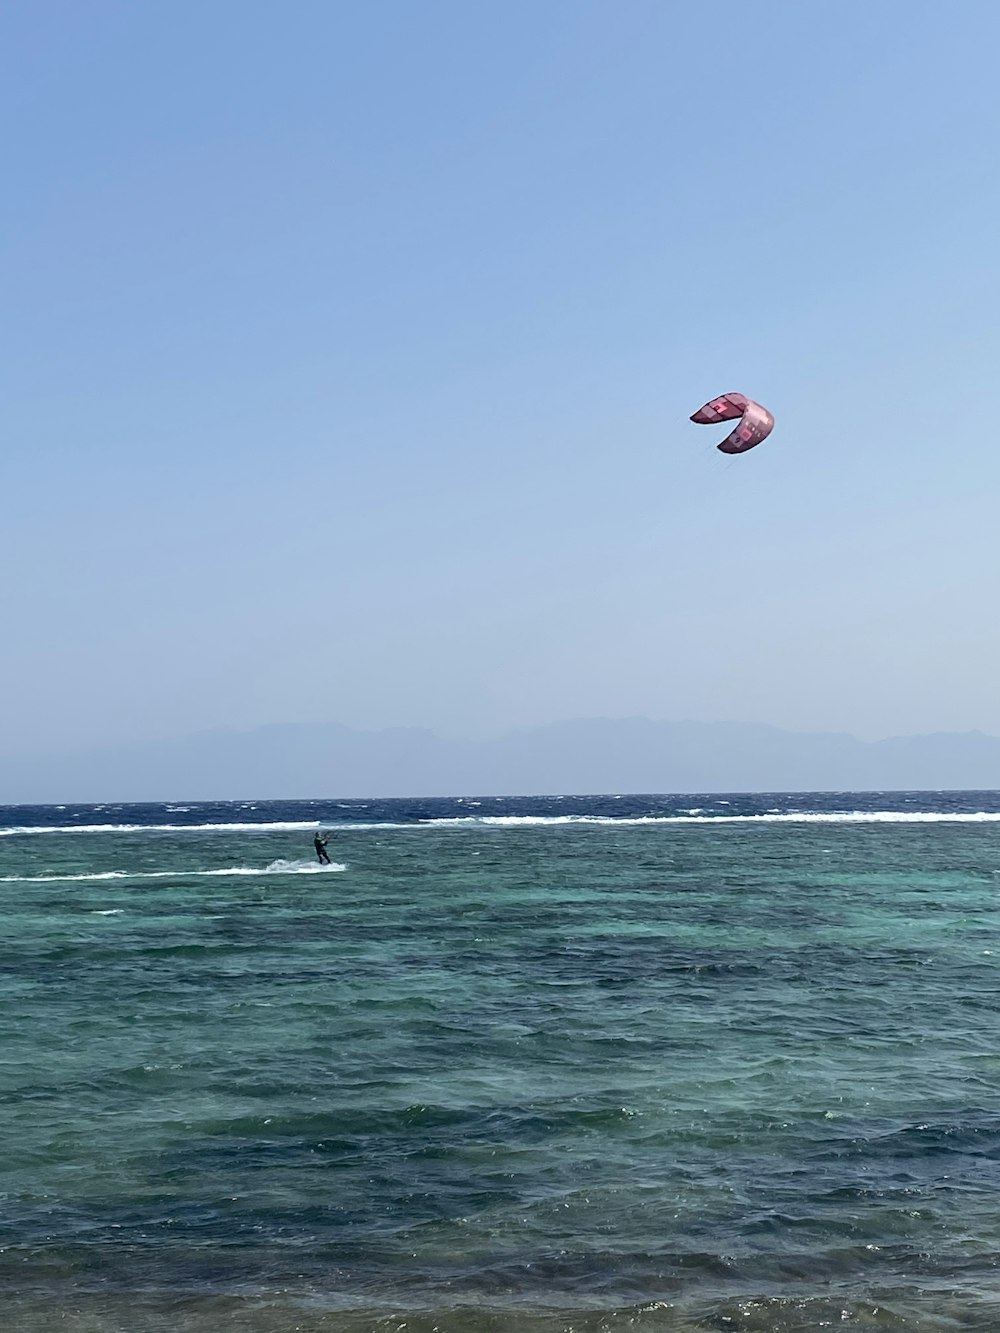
{"left": 4, "top": 794, "right": 1000, "bottom": 1331}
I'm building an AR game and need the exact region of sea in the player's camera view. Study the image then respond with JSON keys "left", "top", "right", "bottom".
{"left": 4, "top": 791, "right": 1000, "bottom": 1332}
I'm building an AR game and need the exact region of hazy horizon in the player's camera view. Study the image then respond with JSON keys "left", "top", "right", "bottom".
{"left": 5, "top": 715, "right": 1000, "bottom": 804}
{"left": 5, "top": 2, "right": 1000, "bottom": 760}
{"left": 7, "top": 711, "right": 1000, "bottom": 763}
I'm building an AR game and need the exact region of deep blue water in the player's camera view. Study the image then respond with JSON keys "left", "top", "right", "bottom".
{"left": 3, "top": 792, "right": 1000, "bottom": 1331}
{"left": 8, "top": 788, "right": 1000, "bottom": 830}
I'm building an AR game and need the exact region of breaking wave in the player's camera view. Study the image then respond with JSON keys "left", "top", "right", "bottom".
{"left": 417, "top": 811, "right": 1000, "bottom": 827}
{"left": 0, "top": 821, "right": 320, "bottom": 838}
{"left": 3, "top": 812, "right": 1000, "bottom": 839}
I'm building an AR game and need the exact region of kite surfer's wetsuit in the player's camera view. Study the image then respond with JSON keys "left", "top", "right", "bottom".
{"left": 314, "top": 834, "right": 331, "bottom": 865}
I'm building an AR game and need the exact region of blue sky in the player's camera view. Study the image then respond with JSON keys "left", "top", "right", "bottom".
{"left": 3, "top": 0, "right": 999, "bottom": 755}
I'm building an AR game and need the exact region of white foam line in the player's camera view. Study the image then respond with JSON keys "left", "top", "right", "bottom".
{"left": 0, "top": 861, "right": 347, "bottom": 884}
{"left": 0, "top": 821, "right": 320, "bottom": 838}
{"left": 392, "top": 812, "right": 1000, "bottom": 828}
{"left": 1, "top": 812, "right": 999, "bottom": 839}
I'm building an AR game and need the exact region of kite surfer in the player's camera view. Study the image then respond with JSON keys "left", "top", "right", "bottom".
{"left": 313, "top": 831, "right": 332, "bottom": 865}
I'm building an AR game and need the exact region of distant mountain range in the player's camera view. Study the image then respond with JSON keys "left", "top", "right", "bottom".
{"left": 3, "top": 719, "right": 1000, "bottom": 803}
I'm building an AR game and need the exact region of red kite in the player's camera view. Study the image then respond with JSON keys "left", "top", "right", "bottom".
{"left": 690, "top": 393, "right": 774, "bottom": 454}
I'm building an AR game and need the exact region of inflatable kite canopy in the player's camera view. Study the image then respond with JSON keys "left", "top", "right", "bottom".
{"left": 690, "top": 392, "right": 774, "bottom": 454}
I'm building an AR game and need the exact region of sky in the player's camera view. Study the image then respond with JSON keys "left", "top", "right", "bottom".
{"left": 3, "top": 0, "right": 1000, "bottom": 758}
